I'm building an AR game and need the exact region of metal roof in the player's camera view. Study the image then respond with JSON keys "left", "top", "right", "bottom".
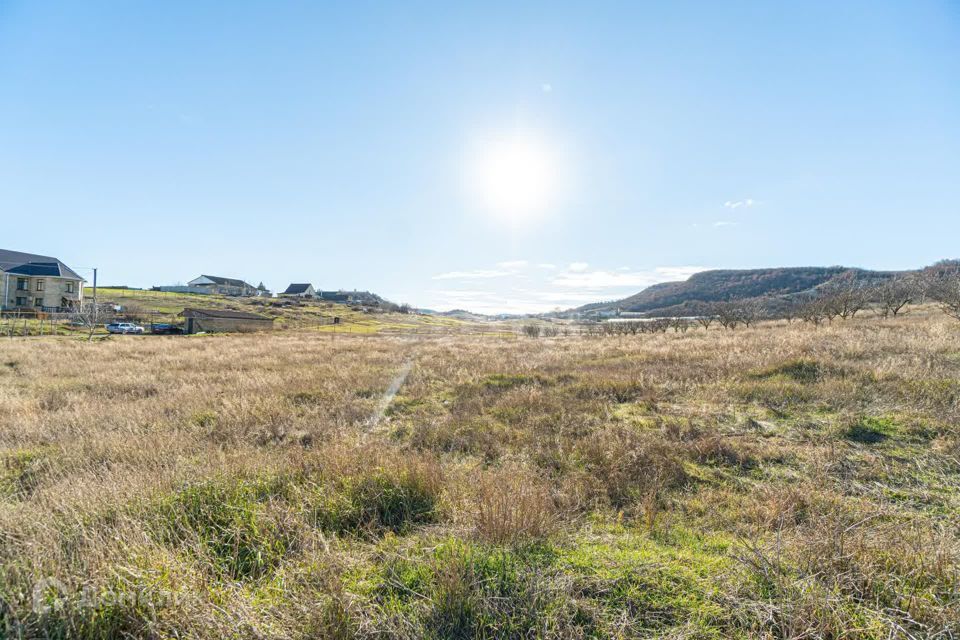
{"left": 0, "top": 249, "right": 84, "bottom": 280}
{"left": 179, "top": 308, "right": 272, "bottom": 321}
{"left": 195, "top": 275, "right": 256, "bottom": 288}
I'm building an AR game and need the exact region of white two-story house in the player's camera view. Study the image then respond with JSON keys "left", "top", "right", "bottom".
{"left": 0, "top": 249, "right": 85, "bottom": 311}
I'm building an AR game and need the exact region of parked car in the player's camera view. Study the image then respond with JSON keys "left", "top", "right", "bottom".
{"left": 105, "top": 322, "right": 144, "bottom": 334}
{"left": 150, "top": 323, "right": 182, "bottom": 335}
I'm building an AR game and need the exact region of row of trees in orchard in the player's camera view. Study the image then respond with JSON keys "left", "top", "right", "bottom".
{"left": 702, "top": 262, "right": 960, "bottom": 329}
{"left": 519, "top": 262, "right": 960, "bottom": 338}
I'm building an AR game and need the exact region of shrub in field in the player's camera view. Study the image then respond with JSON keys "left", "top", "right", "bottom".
{"left": 732, "top": 510, "right": 960, "bottom": 635}
{"left": 481, "top": 373, "right": 546, "bottom": 391}
{"left": 153, "top": 476, "right": 297, "bottom": 581}
{"left": 0, "top": 448, "right": 51, "bottom": 499}
{"left": 843, "top": 416, "right": 899, "bottom": 444}
{"left": 569, "top": 378, "right": 652, "bottom": 403}
{"left": 686, "top": 436, "right": 758, "bottom": 469}
{"left": 574, "top": 426, "right": 688, "bottom": 517}
{"left": 311, "top": 461, "right": 442, "bottom": 536}
{"left": 372, "top": 541, "right": 587, "bottom": 639}
{"left": 472, "top": 470, "right": 557, "bottom": 545}
{"left": 521, "top": 324, "right": 541, "bottom": 338}
{"left": 409, "top": 415, "right": 510, "bottom": 461}
{"left": 752, "top": 358, "right": 826, "bottom": 383}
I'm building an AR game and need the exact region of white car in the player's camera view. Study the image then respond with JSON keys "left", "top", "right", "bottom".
{"left": 105, "top": 322, "right": 144, "bottom": 335}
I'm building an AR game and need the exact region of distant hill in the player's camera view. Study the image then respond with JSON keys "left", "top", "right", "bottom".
{"left": 573, "top": 266, "right": 906, "bottom": 317}
{"left": 424, "top": 308, "right": 492, "bottom": 322}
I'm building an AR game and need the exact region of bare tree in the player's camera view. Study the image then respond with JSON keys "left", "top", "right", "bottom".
{"left": 522, "top": 323, "right": 542, "bottom": 338}
{"left": 714, "top": 301, "right": 742, "bottom": 330}
{"left": 779, "top": 297, "right": 803, "bottom": 323}
{"left": 798, "top": 295, "right": 830, "bottom": 326}
{"left": 739, "top": 299, "right": 764, "bottom": 327}
{"left": 669, "top": 317, "right": 692, "bottom": 333}
{"left": 927, "top": 272, "right": 960, "bottom": 321}
{"left": 821, "top": 272, "right": 868, "bottom": 320}
{"left": 650, "top": 318, "right": 672, "bottom": 333}
{"left": 871, "top": 276, "right": 918, "bottom": 318}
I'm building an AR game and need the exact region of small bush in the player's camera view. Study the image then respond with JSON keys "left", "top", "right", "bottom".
{"left": 734, "top": 379, "right": 816, "bottom": 414}
{"left": 844, "top": 416, "right": 899, "bottom": 444}
{"left": 311, "top": 462, "right": 442, "bottom": 536}
{"left": 481, "top": 373, "right": 545, "bottom": 391}
{"left": 410, "top": 416, "right": 509, "bottom": 461}
{"left": 374, "top": 541, "right": 583, "bottom": 638}
{"left": 686, "top": 436, "right": 758, "bottom": 469}
{"left": 153, "top": 476, "right": 296, "bottom": 581}
{"left": 189, "top": 410, "right": 217, "bottom": 428}
{"left": 570, "top": 379, "right": 652, "bottom": 404}
{"left": 0, "top": 448, "right": 51, "bottom": 499}
{"left": 753, "top": 358, "right": 826, "bottom": 383}
{"left": 288, "top": 390, "right": 328, "bottom": 407}
{"left": 574, "top": 426, "right": 688, "bottom": 514}
{"left": 473, "top": 470, "right": 557, "bottom": 545}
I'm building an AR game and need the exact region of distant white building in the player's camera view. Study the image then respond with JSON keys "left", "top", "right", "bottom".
{"left": 186, "top": 275, "right": 261, "bottom": 297}
{"left": 280, "top": 283, "right": 316, "bottom": 298}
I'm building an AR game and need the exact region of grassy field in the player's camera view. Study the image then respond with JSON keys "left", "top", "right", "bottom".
{"left": 0, "top": 311, "right": 958, "bottom": 638}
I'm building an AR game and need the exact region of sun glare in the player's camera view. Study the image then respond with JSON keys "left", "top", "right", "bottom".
{"left": 466, "top": 129, "right": 564, "bottom": 227}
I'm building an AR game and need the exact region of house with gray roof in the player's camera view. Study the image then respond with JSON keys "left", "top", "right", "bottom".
{"left": 280, "top": 283, "right": 315, "bottom": 298}
{"left": 0, "top": 248, "right": 85, "bottom": 311}
{"left": 187, "top": 275, "right": 262, "bottom": 297}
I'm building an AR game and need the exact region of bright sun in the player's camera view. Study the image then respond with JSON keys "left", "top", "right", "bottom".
{"left": 466, "top": 129, "right": 564, "bottom": 226}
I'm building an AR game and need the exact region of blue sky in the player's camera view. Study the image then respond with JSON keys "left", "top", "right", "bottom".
{"left": 2, "top": 1, "right": 958, "bottom": 313}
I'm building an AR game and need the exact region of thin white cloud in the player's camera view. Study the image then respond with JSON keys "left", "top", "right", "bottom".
{"left": 432, "top": 269, "right": 511, "bottom": 280}
{"left": 723, "top": 198, "right": 756, "bottom": 209}
{"left": 713, "top": 220, "right": 737, "bottom": 227}
{"left": 552, "top": 265, "right": 702, "bottom": 289}
{"left": 496, "top": 260, "right": 529, "bottom": 269}
{"left": 537, "top": 263, "right": 557, "bottom": 270}
{"left": 426, "top": 262, "right": 706, "bottom": 314}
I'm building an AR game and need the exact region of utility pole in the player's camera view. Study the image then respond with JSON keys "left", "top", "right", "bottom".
{"left": 87, "top": 268, "right": 98, "bottom": 342}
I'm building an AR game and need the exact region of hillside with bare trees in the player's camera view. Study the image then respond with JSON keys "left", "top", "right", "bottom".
{"left": 574, "top": 265, "right": 926, "bottom": 318}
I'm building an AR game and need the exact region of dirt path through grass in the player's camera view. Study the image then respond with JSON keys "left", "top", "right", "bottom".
{"left": 367, "top": 356, "right": 415, "bottom": 429}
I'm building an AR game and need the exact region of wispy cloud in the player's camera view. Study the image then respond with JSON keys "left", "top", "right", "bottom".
{"left": 496, "top": 260, "right": 529, "bottom": 269}
{"left": 713, "top": 220, "right": 737, "bottom": 227}
{"left": 552, "top": 266, "right": 702, "bottom": 289}
{"left": 427, "top": 262, "right": 706, "bottom": 314}
{"left": 723, "top": 198, "right": 755, "bottom": 209}
{"left": 432, "top": 269, "right": 511, "bottom": 280}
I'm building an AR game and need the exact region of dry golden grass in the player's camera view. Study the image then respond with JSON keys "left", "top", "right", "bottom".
{"left": 0, "top": 311, "right": 958, "bottom": 638}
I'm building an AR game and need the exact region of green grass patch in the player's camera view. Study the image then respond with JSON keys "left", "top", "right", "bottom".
{"left": 152, "top": 475, "right": 297, "bottom": 581}
{"left": 844, "top": 416, "right": 900, "bottom": 444}
{"left": 751, "top": 358, "right": 828, "bottom": 383}
{"left": 481, "top": 373, "right": 548, "bottom": 390}
{"left": 570, "top": 379, "right": 652, "bottom": 403}
{"left": 0, "top": 447, "right": 52, "bottom": 499}
{"left": 309, "top": 466, "right": 440, "bottom": 536}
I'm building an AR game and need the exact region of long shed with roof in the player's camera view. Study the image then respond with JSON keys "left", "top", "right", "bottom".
{"left": 179, "top": 308, "right": 274, "bottom": 334}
